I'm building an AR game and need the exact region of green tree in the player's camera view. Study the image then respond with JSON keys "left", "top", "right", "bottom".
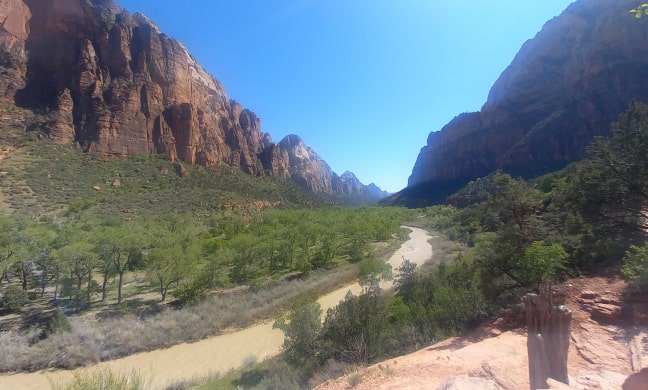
{"left": 146, "top": 244, "right": 187, "bottom": 301}
{"left": 519, "top": 241, "right": 568, "bottom": 287}
{"left": 312, "top": 230, "right": 342, "bottom": 270}
{"left": 273, "top": 294, "right": 322, "bottom": 371}
{"left": 0, "top": 215, "right": 16, "bottom": 284}
{"left": 278, "top": 225, "right": 299, "bottom": 270}
{"left": 320, "top": 290, "right": 390, "bottom": 364}
{"left": 555, "top": 102, "right": 648, "bottom": 266}
{"left": 13, "top": 218, "right": 58, "bottom": 291}
{"left": 579, "top": 102, "right": 648, "bottom": 233}
{"left": 55, "top": 242, "right": 97, "bottom": 312}
{"left": 93, "top": 223, "right": 148, "bottom": 304}
{"left": 394, "top": 258, "right": 418, "bottom": 301}
{"left": 93, "top": 242, "right": 116, "bottom": 303}
{"left": 473, "top": 173, "right": 550, "bottom": 298}
{"left": 228, "top": 233, "right": 260, "bottom": 283}
{"left": 342, "top": 221, "right": 370, "bottom": 263}
{"left": 432, "top": 255, "right": 486, "bottom": 333}
{"left": 358, "top": 257, "right": 392, "bottom": 293}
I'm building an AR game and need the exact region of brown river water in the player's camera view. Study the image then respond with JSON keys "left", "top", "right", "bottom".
{"left": 0, "top": 227, "right": 433, "bottom": 390}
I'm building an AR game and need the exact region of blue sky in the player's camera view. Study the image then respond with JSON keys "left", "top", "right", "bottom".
{"left": 117, "top": 1, "right": 574, "bottom": 193}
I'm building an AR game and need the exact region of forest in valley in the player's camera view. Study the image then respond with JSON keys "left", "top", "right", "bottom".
{"left": 222, "top": 101, "right": 648, "bottom": 388}
{"left": 2, "top": 100, "right": 648, "bottom": 389}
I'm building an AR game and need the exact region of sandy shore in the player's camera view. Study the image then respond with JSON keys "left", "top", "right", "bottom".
{"left": 0, "top": 226, "right": 433, "bottom": 390}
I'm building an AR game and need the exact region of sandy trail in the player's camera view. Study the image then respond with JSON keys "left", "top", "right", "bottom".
{"left": 0, "top": 227, "right": 433, "bottom": 390}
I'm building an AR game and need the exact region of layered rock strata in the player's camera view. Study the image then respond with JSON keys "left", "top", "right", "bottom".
{"left": 408, "top": 0, "right": 648, "bottom": 203}
{"left": 0, "top": 0, "right": 384, "bottom": 199}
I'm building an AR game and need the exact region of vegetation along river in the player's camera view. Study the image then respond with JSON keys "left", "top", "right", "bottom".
{"left": 0, "top": 227, "right": 433, "bottom": 390}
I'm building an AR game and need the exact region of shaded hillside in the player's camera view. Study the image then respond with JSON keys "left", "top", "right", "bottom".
{"left": 0, "top": 0, "right": 385, "bottom": 200}
{"left": 398, "top": 0, "right": 648, "bottom": 206}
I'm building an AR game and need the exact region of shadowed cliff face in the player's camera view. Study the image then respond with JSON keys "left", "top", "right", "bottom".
{"left": 407, "top": 0, "right": 648, "bottom": 202}
{"left": 0, "top": 0, "right": 384, "bottom": 199}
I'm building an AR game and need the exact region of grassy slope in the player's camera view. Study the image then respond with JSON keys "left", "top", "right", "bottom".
{"left": 0, "top": 118, "right": 329, "bottom": 219}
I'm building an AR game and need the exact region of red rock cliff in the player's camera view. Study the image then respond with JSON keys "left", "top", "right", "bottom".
{"left": 408, "top": 0, "right": 648, "bottom": 195}
{"left": 0, "top": 0, "right": 384, "bottom": 199}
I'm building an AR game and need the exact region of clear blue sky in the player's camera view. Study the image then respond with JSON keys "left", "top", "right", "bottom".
{"left": 117, "top": 0, "right": 574, "bottom": 193}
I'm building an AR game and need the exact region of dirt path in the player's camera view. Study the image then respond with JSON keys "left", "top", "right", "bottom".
{"left": 0, "top": 227, "right": 433, "bottom": 390}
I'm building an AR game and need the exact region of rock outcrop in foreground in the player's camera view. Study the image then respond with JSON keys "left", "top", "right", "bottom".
{"left": 403, "top": 0, "right": 648, "bottom": 206}
{"left": 0, "top": 0, "right": 384, "bottom": 200}
{"left": 316, "top": 272, "right": 648, "bottom": 390}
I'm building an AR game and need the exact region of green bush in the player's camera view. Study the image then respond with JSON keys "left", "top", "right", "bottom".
{"left": 172, "top": 279, "right": 206, "bottom": 306}
{"left": 0, "top": 284, "right": 29, "bottom": 312}
{"left": 622, "top": 243, "right": 648, "bottom": 291}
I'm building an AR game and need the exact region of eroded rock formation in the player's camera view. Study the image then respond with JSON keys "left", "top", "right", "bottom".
{"left": 407, "top": 0, "right": 648, "bottom": 204}
{"left": 0, "top": 0, "right": 383, "bottom": 199}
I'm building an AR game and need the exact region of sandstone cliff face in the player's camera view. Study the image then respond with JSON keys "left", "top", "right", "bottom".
{"left": 262, "top": 134, "right": 338, "bottom": 194}
{"left": 409, "top": 0, "right": 648, "bottom": 196}
{"left": 0, "top": 0, "right": 384, "bottom": 199}
{"left": 338, "top": 171, "right": 389, "bottom": 200}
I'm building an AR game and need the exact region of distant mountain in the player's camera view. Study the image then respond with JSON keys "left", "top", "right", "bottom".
{"left": 336, "top": 171, "right": 391, "bottom": 204}
{"left": 390, "top": 0, "right": 648, "bottom": 207}
{"left": 0, "top": 0, "right": 386, "bottom": 202}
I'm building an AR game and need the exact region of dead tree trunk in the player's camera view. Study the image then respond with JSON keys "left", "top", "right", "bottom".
{"left": 523, "top": 285, "right": 572, "bottom": 390}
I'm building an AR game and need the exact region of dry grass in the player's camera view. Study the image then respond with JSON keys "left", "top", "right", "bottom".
{"left": 422, "top": 233, "right": 468, "bottom": 270}
{"left": 162, "top": 369, "right": 221, "bottom": 390}
{"left": 0, "top": 265, "right": 358, "bottom": 372}
{"left": 347, "top": 370, "right": 363, "bottom": 387}
{"left": 52, "top": 366, "right": 147, "bottom": 390}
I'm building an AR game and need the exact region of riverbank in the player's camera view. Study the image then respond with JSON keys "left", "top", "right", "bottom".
{"left": 0, "top": 227, "right": 433, "bottom": 390}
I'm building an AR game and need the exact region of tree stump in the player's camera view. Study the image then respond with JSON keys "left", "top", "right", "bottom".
{"left": 523, "top": 287, "right": 572, "bottom": 390}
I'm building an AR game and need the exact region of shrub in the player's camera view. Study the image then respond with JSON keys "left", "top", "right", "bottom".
{"left": 622, "top": 243, "right": 648, "bottom": 291}
{"left": 0, "top": 284, "right": 29, "bottom": 312}
{"left": 250, "top": 361, "right": 300, "bottom": 390}
{"left": 54, "top": 367, "right": 146, "bottom": 390}
{"left": 347, "top": 371, "right": 363, "bottom": 387}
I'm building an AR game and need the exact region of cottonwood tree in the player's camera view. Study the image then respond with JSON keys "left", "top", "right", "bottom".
{"left": 56, "top": 242, "right": 96, "bottom": 312}
{"left": 312, "top": 230, "right": 343, "bottom": 269}
{"left": 146, "top": 245, "right": 186, "bottom": 301}
{"left": 228, "top": 233, "right": 260, "bottom": 283}
{"left": 146, "top": 215, "right": 203, "bottom": 301}
{"left": 13, "top": 218, "right": 58, "bottom": 292}
{"left": 0, "top": 215, "right": 16, "bottom": 283}
{"left": 93, "top": 241, "right": 116, "bottom": 302}
{"left": 358, "top": 257, "right": 392, "bottom": 294}
{"left": 93, "top": 223, "right": 148, "bottom": 304}
{"left": 278, "top": 225, "right": 299, "bottom": 270}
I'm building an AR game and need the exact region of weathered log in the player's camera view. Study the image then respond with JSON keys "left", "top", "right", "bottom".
{"left": 524, "top": 287, "right": 572, "bottom": 390}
